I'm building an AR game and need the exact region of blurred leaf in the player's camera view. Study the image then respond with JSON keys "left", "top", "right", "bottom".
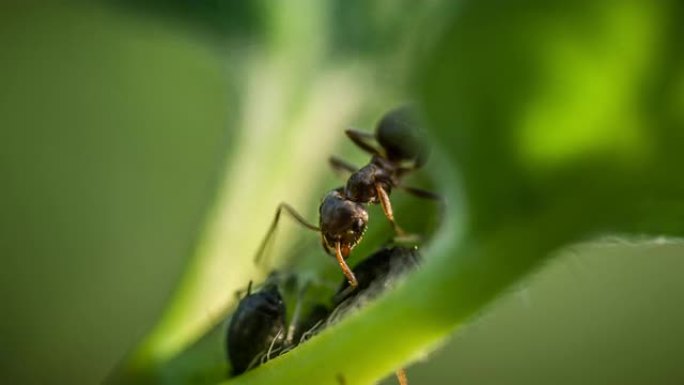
{"left": 0, "top": 3, "right": 230, "bottom": 384}
{"left": 111, "top": 0, "right": 264, "bottom": 38}
{"left": 423, "top": 0, "right": 684, "bottom": 239}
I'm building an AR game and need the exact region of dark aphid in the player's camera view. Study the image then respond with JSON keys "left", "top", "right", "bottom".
{"left": 332, "top": 246, "right": 421, "bottom": 306}
{"left": 325, "top": 246, "right": 420, "bottom": 385}
{"left": 232, "top": 248, "right": 419, "bottom": 383}
{"left": 226, "top": 283, "right": 286, "bottom": 375}
{"left": 285, "top": 247, "right": 422, "bottom": 344}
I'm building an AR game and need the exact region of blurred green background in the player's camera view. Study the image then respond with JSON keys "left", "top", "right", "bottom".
{"left": 1, "top": 1, "right": 683, "bottom": 384}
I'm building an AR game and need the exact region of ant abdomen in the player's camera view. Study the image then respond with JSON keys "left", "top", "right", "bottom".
{"left": 375, "top": 105, "right": 429, "bottom": 167}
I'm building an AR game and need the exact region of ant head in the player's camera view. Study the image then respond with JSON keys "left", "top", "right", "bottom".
{"left": 319, "top": 190, "right": 369, "bottom": 254}
{"left": 375, "top": 105, "right": 430, "bottom": 167}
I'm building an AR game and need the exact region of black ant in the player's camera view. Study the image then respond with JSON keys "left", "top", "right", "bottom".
{"left": 330, "top": 104, "right": 436, "bottom": 237}
{"left": 294, "top": 246, "right": 422, "bottom": 342}
{"left": 254, "top": 106, "right": 440, "bottom": 288}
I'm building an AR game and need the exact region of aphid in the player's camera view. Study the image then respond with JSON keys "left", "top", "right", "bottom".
{"left": 287, "top": 247, "right": 422, "bottom": 344}
{"left": 332, "top": 245, "right": 421, "bottom": 306}
{"left": 226, "top": 282, "right": 286, "bottom": 375}
{"left": 328, "top": 246, "right": 420, "bottom": 385}
{"left": 254, "top": 106, "right": 438, "bottom": 289}
{"left": 226, "top": 274, "right": 320, "bottom": 375}
{"left": 229, "top": 247, "right": 420, "bottom": 380}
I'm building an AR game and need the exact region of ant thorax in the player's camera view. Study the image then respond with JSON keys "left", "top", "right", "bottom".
{"left": 343, "top": 156, "right": 396, "bottom": 203}
{"left": 318, "top": 189, "right": 369, "bottom": 256}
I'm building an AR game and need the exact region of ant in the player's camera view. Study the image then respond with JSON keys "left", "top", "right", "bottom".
{"left": 254, "top": 106, "right": 440, "bottom": 289}
{"left": 330, "top": 105, "right": 436, "bottom": 236}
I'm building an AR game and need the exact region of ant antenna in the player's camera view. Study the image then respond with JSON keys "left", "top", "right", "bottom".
{"left": 329, "top": 156, "right": 358, "bottom": 175}
{"left": 345, "top": 128, "right": 382, "bottom": 156}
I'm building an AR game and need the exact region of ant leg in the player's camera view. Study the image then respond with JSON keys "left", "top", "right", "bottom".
{"left": 398, "top": 185, "right": 447, "bottom": 225}
{"left": 254, "top": 203, "right": 320, "bottom": 266}
{"left": 329, "top": 156, "right": 358, "bottom": 175}
{"left": 395, "top": 368, "right": 408, "bottom": 385}
{"left": 286, "top": 300, "right": 302, "bottom": 345}
{"left": 395, "top": 166, "right": 418, "bottom": 179}
{"left": 286, "top": 282, "right": 309, "bottom": 345}
{"left": 264, "top": 328, "right": 285, "bottom": 362}
{"left": 376, "top": 184, "right": 421, "bottom": 243}
{"left": 374, "top": 183, "right": 406, "bottom": 236}
{"left": 345, "top": 129, "right": 381, "bottom": 156}
{"left": 335, "top": 241, "right": 358, "bottom": 288}
{"left": 398, "top": 185, "right": 444, "bottom": 203}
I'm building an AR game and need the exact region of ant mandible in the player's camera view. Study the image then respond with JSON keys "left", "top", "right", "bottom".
{"left": 254, "top": 106, "right": 440, "bottom": 288}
